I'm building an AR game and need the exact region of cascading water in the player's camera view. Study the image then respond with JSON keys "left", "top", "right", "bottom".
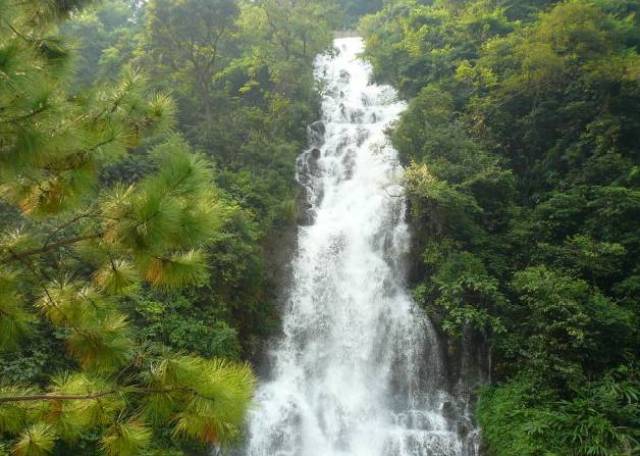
{"left": 244, "top": 37, "right": 477, "bottom": 456}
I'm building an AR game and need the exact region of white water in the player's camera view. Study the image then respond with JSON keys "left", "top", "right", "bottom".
{"left": 245, "top": 37, "right": 469, "bottom": 456}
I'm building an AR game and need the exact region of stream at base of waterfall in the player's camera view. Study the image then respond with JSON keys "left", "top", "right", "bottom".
{"left": 243, "top": 37, "right": 479, "bottom": 456}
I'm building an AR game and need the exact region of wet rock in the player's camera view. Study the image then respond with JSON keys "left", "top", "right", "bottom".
{"left": 295, "top": 146, "right": 324, "bottom": 227}
{"left": 350, "top": 109, "right": 365, "bottom": 123}
{"left": 307, "top": 149, "right": 321, "bottom": 176}
{"left": 325, "top": 86, "right": 338, "bottom": 98}
{"left": 460, "top": 423, "right": 472, "bottom": 439}
{"left": 342, "top": 149, "right": 356, "bottom": 180}
{"left": 295, "top": 186, "right": 316, "bottom": 227}
{"left": 308, "top": 121, "right": 325, "bottom": 146}
{"left": 333, "top": 136, "right": 350, "bottom": 157}
{"left": 356, "top": 128, "right": 369, "bottom": 146}
{"left": 339, "top": 69, "right": 350, "bottom": 82}
{"left": 442, "top": 401, "right": 456, "bottom": 421}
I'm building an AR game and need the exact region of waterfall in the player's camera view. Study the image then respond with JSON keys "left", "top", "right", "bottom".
{"left": 244, "top": 37, "right": 476, "bottom": 456}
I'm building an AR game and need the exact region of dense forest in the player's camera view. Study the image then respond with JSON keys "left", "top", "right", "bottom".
{"left": 0, "top": 0, "right": 334, "bottom": 454}
{"left": 362, "top": 0, "right": 640, "bottom": 454}
{"left": 0, "top": 0, "right": 638, "bottom": 455}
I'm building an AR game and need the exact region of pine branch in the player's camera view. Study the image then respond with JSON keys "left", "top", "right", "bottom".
{"left": 1, "top": 233, "right": 101, "bottom": 264}
{"left": 1, "top": 17, "right": 30, "bottom": 43}
{"left": 0, "top": 104, "right": 49, "bottom": 124}
{"left": 43, "top": 207, "right": 101, "bottom": 246}
{"left": 5, "top": 248, "right": 91, "bottom": 338}
{"left": 0, "top": 387, "right": 217, "bottom": 403}
{"left": 0, "top": 391, "right": 118, "bottom": 403}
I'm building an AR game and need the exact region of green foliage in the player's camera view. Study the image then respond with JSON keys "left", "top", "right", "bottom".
{"left": 0, "top": 0, "right": 259, "bottom": 453}
{"left": 145, "top": 356, "right": 254, "bottom": 444}
{"left": 337, "top": 0, "right": 384, "bottom": 26}
{"left": 60, "top": 0, "right": 142, "bottom": 87}
{"left": 134, "top": 0, "right": 332, "bottom": 360}
{"left": 133, "top": 292, "right": 242, "bottom": 359}
{"left": 53, "top": 0, "right": 332, "bottom": 365}
{"left": 101, "top": 420, "right": 152, "bottom": 456}
{"left": 478, "top": 371, "right": 640, "bottom": 456}
{"left": 13, "top": 424, "right": 56, "bottom": 456}
{"left": 510, "top": 267, "right": 634, "bottom": 385}
{"left": 2, "top": 0, "right": 337, "bottom": 452}
{"left": 0, "top": 273, "right": 34, "bottom": 350}
{"left": 415, "top": 250, "right": 506, "bottom": 337}
{"left": 362, "top": 0, "right": 640, "bottom": 453}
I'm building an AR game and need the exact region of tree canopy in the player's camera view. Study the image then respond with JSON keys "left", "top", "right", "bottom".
{"left": 3, "top": 0, "right": 639, "bottom": 454}
{"left": 0, "top": 0, "right": 336, "bottom": 453}
{"left": 362, "top": 0, "right": 640, "bottom": 454}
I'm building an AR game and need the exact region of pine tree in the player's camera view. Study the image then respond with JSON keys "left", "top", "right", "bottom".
{"left": 0, "top": 0, "right": 255, "bottom": 453}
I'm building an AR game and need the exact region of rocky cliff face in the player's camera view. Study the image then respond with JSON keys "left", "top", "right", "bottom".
{"left": 405, "top": 220, "right": 489, "bottom": 455}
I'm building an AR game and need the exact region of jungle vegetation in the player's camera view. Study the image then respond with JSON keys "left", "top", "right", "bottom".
{"left": 361, "top": 0, "right": 640, "bottom": 454}
{"left": 1, "top": 0, "right": 639, "bottom": 455}
{"left": 0, "top": 0, "right": 334, "bottom": 453}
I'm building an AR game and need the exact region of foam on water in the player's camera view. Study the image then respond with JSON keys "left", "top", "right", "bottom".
{"left": 244, "top": 37, "right": 472, "bottom": 456}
